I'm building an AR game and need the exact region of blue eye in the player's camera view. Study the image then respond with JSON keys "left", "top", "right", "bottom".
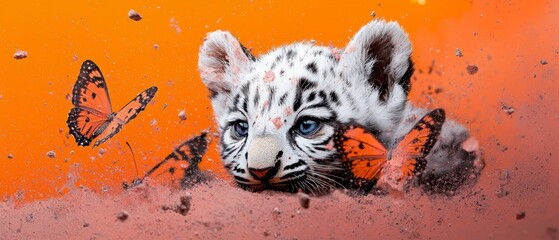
{"left": 296, "top": 118, "right": 321, "bottom": 136}
{"left": 233, "top": 121, "right": 249, "bottom": 139}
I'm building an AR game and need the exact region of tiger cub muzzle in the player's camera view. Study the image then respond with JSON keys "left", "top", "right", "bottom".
{"left": 247, "top": 135, "right": 283, "bottom": 182}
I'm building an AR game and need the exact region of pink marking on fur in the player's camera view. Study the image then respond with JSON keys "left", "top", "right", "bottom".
{"left": 325, "top": 139, "right": 334, "bottom": 151}
{"left": 343, "top": 45, "right": 356, "bottom": 54}
{"left": 263, "top": 70, "right": 275, "bottom": 83}
{"left": 290, "top": 78, "right": 298, "bottom": 86}
{"left": 329, "top": 45, "right": 341, "bottom": 62}
{"left": 262, "top": 100, "right": 270, "bottom": 110}
{"left": 199, "top": 66, "right": 223, "bottom": 82}
{"left": 271, "top": 116, "right": 282, "bottom": 130}
{"left": 283, "top": 107, "right": 293, "bottom": 117}
{"left": 230, "top": 38, "right": 250, "bottom": 64}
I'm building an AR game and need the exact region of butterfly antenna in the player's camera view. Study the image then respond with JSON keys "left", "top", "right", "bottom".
{"left": 126, "top": 141, "right": 140, "bottom": 177}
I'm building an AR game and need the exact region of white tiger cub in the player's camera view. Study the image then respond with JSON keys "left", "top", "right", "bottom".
{"left": 198, "top": 20, "right": 483, "bottom": 194}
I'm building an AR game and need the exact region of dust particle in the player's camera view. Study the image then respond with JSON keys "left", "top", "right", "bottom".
{"left": 466, "top": 65, "right": 478, "bottom": 75}
{"left": 516, "top": 211, "right": 525, "bottom": 220}
{"left": 13, "top": 50, "right": 28, "bottom": 60}
{"left": 298, "top": 192, "right": 310, "bottom": 209}
{"left": 128, "top": 9, "right": 142, "bottom": 21}
{"left": 46, "top": 150, "right": 56, "bottom": 158}
{"left": 98, "top": 148, "right": 107, "bottom": 156}
{"left": 501, "top": 104, "right": 515, "bottom": 116}
{"left": 178, "top": 110, "right": 187, "bottom": 121}
{"left": 540, "top": 60, "right": 548, "bottom": 65}
{"left": 116, "top": 210, "right": 129, "bottom": 221}
{"left": 455, "top": 48, "right": 463, "bottom": 57}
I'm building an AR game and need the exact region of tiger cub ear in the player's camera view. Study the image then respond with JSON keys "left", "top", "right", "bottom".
{"left": 339, "top": 20, "right": 414, "bottom": 102}
{"left": 198, "top": 30, "right": 256, "bottom": 99}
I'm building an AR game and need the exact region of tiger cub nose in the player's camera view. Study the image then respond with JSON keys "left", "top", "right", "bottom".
{"left": 248, "top": 167, "right": 272, "bottom": 180}
{"left": 247, "top": 135, "right": 283, "bottom": 181}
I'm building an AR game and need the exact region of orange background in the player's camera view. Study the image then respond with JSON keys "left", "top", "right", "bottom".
{"left": 0, "top": 0, "right": 557, "bottom": 203}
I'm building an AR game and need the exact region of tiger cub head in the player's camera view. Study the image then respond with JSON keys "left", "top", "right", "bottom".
{"left": 198, "top": 20, "right": 414, "bottom": 194}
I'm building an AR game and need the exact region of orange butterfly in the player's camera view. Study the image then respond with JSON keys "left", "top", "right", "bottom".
{"left": 334, "top": 109, "right": 445, "bottom": 191}
{"left": 124, "top": 132, "right": 210, "bottom": 189}
{"left": 67, "top": 60, "right": 158, "bottom": 147}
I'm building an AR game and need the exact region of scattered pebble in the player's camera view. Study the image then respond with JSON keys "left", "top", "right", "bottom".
{"left": 178, "top": 110, "right": 187, "bottom": 121}
{"left": 501, "top": 104, "right": 515, "bottom": 116}
{"left": 0, "top": 94, "right": 3, "bottom": 100}
{"left": 128, "top": 9, "right": 142, "bottom": 21}
{"left": 540, "top": 60, "right": 548, "bottom": 65}
{"left": 72, "top": 54, "right": 78, "bottom": 62}
{"left": 370, "top": 11, "right": 376, "bottom": 17}
{"left": 13, "top": 50, "right": 28, "bottom": 60}
{"left": 516, "top": 211, "right": 525, "bottom": 220}
{"left": 298, "top": 192, "right": 310, "bottom": 209}
{"left": 455, "top": 48, "right": 463, "bottom": 57}
{"left": 161, "top": 194, "right": 191, "bottom": 216}
{"left": 83, "top": 222, "right": 90, "bottom": 227}
{"left": 163, "top": 103, "right": 168, "bottom": 110}
{"left": 153, "top": 44, "right": 159, "bottom": 50}
{"left": 178, "top": 195, "right": 192, "bottom": 216}
{"left": 7, "top": 153, "right": 13, "bottom": 159}
{"left": 466, "top": 65, "right": 478, "bottom": 75}
{"left": 273, "top": 207, "right": 281, "bottom": 215}
{"left": 116, "top": 210, "right": 129, "bottom": 221}
{"left": 46, "top": 150, "right": 56, "bottom": 158}
{"left": 150, "top": 119, "right": 157, "bottom": 126}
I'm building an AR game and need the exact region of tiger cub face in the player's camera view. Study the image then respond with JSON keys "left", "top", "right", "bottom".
{"left": 198, "top": 20, "right": 414, "bottom": 194}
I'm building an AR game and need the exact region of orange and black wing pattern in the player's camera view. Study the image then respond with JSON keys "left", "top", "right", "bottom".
{"left": 67, "top": 60, "right": 158, "bottom": 147}
{"left": 129, "top": 132, "right": 209, "bottom": 189}
{"left": 67, "top": 60, "right": 113, "bottom": 146}
{"left": 334, "top": 125, "right": 388, "bottom": 187}
{"left": 93, "top": 86, "right": 158, "bottom": 147}
{"left": 391, "top": 108, "right": 446, "bottom": 177}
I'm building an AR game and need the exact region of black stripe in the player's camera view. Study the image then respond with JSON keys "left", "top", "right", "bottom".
{"left": 280, "top": 170, "right": 306, "bottom": 180}
{"left": 253, "top": 86, "right": 260, "bottom": 107}
{"left": 283, "top": 159, "right": 306, "bottom": 171}
{"left": 278, "top": 92, "right": 289, "bottom": 105}
{"left": 293, "top": 78, "right": 317, "bottom": 112}
{"left": 234, "top": 176, "right": 251, "bottom": 182}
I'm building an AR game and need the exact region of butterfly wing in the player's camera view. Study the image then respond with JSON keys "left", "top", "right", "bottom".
{"left": 334, "top": 125, "right": 388, "bottom": 182}
{"left": 67, "top": 60, "right": 113, "bottom": 146}
{"left": 115, "top": 86, "right": 158, "bottom": 125}
{"left": 140, "top": 132, "right": 209, "bottom": 188}
{"left": 92, "top": 86, "right": 158, "bottom": 147}
{"left": 391, "top": 108, "right": 446, "bottom": 177}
